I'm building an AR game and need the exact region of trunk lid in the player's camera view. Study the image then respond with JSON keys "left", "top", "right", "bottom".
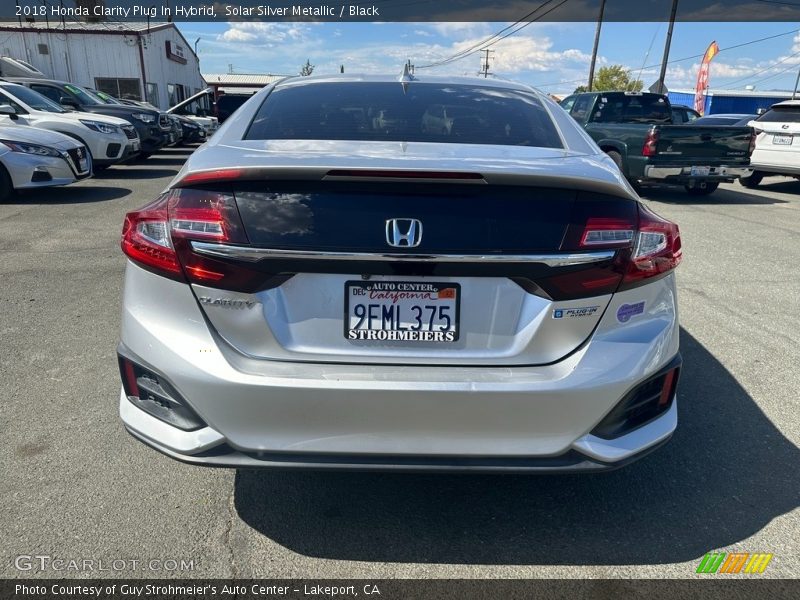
{"left": 651, "top": 125, "right": 752, "bottom": 163}
{"left": 173, "top": 141, "right": 636, "bottom": 367}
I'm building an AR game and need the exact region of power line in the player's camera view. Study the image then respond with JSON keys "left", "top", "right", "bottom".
{"left": 416, "top": 0, "right": 568, "bottom": 70}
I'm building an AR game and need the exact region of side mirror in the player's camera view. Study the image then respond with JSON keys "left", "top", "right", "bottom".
{"left": 0, "top": 103, "right": 16, "bottom": 116}
{"left": 59, "top": 96, "right": 79, "bottom": 109}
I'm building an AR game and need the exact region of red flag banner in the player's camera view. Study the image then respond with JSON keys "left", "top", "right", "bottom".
{"left": 694, "top": 41, "right": 720, "bottom": 115}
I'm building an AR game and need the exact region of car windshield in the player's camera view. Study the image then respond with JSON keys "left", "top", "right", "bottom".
{"left": 756, "top": 106, "right": 800, "bottom": 123}
{"left": 63, "top": 83, "right": 103, "bottom": 106}
{"left": 245, "top": 82, "right": 564, "bottom": 148}
{"left": 694, "top": 117, "right": 739, "bottom": 125}
{"left": 92, "top": 90, "right": 122, "bottom": 104}
{"left": 592, "top": 94, "right": 672, "bottom": 124}
{"left": 0, "top": 84, "right": 66, "bottom": 113}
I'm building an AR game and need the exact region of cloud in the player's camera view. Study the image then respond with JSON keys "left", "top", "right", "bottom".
{"left": 218, "top": 22, "right": 311, "bottom": 45}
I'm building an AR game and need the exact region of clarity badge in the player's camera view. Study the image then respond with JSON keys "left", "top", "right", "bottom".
{"left": 553, "top": 306, "right": 599, "bottom": 319}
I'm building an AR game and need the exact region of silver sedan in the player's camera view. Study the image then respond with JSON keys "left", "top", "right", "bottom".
{"left": 117, "top": 74, "right": 683, "bottom": 472}
{"left": 0, "top": 120, "right": 91, "bottom": 201}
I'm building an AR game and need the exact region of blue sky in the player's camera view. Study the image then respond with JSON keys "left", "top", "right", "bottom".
{"left": 177, "top": 21, "right": 800, "bottom": 95}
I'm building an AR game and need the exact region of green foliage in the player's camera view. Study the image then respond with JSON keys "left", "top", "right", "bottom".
{"left": 574, "top": 65, "right": 644, "bottom": 94}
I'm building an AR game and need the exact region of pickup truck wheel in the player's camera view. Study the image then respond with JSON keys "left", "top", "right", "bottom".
{"left": 739, "top": 171, "right": 763, "bottom": 188}
{"left": 684, "top": 182, "right": 719, "bottom": 196}
{"left": 605, "top": 150, "right": 624, "bottom": 171}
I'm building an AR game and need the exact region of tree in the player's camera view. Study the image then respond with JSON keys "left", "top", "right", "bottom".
{"left": 300, "top": 59, "right": 315, "bottom": 76}
{"left": 573, "top": 65, "right": 643, "bottom": 94}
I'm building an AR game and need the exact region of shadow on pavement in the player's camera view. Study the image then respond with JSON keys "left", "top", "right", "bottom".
{"left": 96, "top": 167, "right": 180, "bottom": 180}
{"left": 233, "top": 328, "right": 799, "bottom": 565}
{"left": 640, "top": 186, "right": 790, "bottom": 205}
{"left": 8, "top": 185, "right": 131, "bottom": 205}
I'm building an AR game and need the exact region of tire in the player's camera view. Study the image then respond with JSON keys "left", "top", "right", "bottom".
{"left": 605, "top": 149, "right": 641, "bottom": 193}
{"left": 739, "top": 171, "right": 763, "bottom": 188}
{"left": 684, "top": 182, "right": 719, "bottom": 196}
{"left": 605, "top": 150, "right": 624, "bottom": 171}
{"left": 0, "top": 164, "right": 12, "bottom": 203}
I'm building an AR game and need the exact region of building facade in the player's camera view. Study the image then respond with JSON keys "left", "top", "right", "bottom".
{"left": 668, "top": 88, "right": 796, "bottom": 115}
{"left": 0, "top": 21, "right": 205, "bottom": 109}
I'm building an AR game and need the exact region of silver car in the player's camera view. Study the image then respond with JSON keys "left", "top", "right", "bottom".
{"left": 118, "top": 74, "right": 683, "bottom": 472}
{"left": 0, "top": 120, "right": 91, "bottom": 201}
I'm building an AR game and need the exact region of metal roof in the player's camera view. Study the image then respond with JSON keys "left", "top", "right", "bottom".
{"left": 203, "top": 74, "right": 287, "bottom": 86}
{"left": 0, "top": 20, "right": 173, "bottom": 34}
{"left": 671, "top": 87, "right": 796, "bottom": 99}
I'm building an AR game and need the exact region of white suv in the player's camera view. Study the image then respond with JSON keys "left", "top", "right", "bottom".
{"left": 741, "top": 100, "right": 800, "bottom": 187}
{"left": 0, "top": 82, "right": 138, "bottom": 169}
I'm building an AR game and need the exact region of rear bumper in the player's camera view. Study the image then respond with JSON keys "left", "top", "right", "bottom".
{"left": 643, "top": 165, "right": 751, "bottom": 182}
{"left": 118, "top": 263, "right": 681, "bottom": 471}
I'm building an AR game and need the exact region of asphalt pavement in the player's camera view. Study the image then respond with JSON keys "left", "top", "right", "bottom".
{"left": 1, "top": 150, "right": 798, "bottom": 579}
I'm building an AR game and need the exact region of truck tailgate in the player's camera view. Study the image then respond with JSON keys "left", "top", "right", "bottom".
{"left": 653, "top": 126, "right": 752, "bottom": 163}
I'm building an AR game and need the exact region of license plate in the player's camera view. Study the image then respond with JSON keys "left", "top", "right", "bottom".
{"left": 131, "top": 141, "right": 140, "bottom": 152}
{"left": 79, "top": 158, "right": 88, "bottom": 171}
{"left": 344, "top": 281, "right": 460, "bottom": 343}
{"left": 773, "top": 133, "right": 793, "bottom": 145}
{"left": 169, "top": 134, "right": 176, "bottom": 143}
{"left": 690, "top": 166, "right": 710, "bottom": 176}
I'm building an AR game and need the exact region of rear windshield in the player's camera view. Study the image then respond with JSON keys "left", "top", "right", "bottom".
{"left": 591, "top": 94, "right": 671, "bottom": 124}
{"left": 245, "top": 82, "right": 563, "bottom": 148}
{"left": 694, "top": 117, "right": 740, "bottom": 126}
{"left": 757, "top": 107, "right": 800, "bottom": 123}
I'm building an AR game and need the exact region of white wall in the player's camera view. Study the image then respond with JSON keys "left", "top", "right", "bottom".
{"left": 0, "top": 25, "right": 204, "bottom": 109}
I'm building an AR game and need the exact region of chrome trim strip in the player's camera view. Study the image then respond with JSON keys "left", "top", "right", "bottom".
{"left": 190, "top": 242, "right": 616, "bottom": 267}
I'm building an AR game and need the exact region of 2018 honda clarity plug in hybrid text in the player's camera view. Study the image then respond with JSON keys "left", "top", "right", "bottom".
{"left": 117, "top": 73, "right": 683, "bottom": 472}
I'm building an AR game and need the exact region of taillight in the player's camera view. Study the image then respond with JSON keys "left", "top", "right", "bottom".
{"left": 642, "top": 129, "right": 659, "bottom": 157}
{"left": 121, "top": 188, "right": 249, "bottom": 283}
{"left": 748, "top": 130, "right": 756, "bottom": 156}
{"left": 543, "top": 199, "right": 681, "bottom": 299}
{"left": 621, "top": 203, "right": 682, "bottom": 287}
{"left": 120, "top": 195, "right": 183, "bottom": 280}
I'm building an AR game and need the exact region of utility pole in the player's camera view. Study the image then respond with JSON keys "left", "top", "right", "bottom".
{"left": 793, "top": 67, "right": 800, "bottom": 99}
{"left": 656, "top": 0, "right": 679, "bottom": 93}
{"left": 478, "top": 48, "right": 494, "bottom": 78}
{"left": 587, "top": 0, "right": 606, "bottom": 91}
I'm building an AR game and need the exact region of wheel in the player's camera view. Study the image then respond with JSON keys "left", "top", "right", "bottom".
{"left": 0, "top": 164, "right": 12, "bottom": 202}
{"left": 606, "top": 150, "right": 624, "bottom": 171}
{"left": 684, "top": 182, "right": 719, "bottom": 196}
{"left": 739, "top": 171, "right": 763, "bottom": 188}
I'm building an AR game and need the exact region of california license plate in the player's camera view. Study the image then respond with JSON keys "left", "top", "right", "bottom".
{"left": 773, "top": 133, "right": 793, "bottom": 145}
{"left": 131, "top": 141, "right": 140, "bottom": 152}
{"left": 344, "top": 281, "right": 460, "bottom": 343}
{"left": 79, "top": 157, "right": 88, "bottom": 171}
{"left": 690, "top": 166, "right": 710, "bottom": 176}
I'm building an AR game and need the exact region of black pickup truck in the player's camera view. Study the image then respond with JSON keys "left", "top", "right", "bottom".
{"left": 559, "top": 91, "right": 754, "bottom": 195}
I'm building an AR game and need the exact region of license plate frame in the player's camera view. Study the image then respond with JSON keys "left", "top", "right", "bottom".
{"left": 773, "top": 133, "right": 793, "bottom": 145}
{"left": 344, "top": 280, "right": 461, "bottom": 343}
{"left": 690, "top": 166, "right": 711, "bottom": 177}
{"left": 78, "top": 158, "right": 88, "bottom": 171}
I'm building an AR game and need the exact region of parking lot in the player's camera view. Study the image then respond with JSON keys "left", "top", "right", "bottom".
{"left": 1, "top": 147, "right": 798, "bottom": 579}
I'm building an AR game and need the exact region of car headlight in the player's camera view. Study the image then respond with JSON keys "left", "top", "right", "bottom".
{"left": 79, "top": 119, "right": 120, "bottom": 134}
{"left": 131, "top": 112, "right": 156, "bottom": 123}
{"left": 0, "top": 139, "right": 62, "bottom": 157}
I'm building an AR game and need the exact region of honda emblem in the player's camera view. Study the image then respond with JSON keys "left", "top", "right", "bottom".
{"left": 385, "top": 218, "right": 423, "bottom": 248}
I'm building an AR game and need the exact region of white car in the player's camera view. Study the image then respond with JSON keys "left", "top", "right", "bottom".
{"left": 0, "top": 120, "right": 91, "bottom": 201}
{"left": 167, "top": 88, "right": 219, "bottom": 135}
{"left": 0, "top": 82, "right": 139, "bottom": 169}
{"left": 741, "top": 99, "right": 800, "bottom": 187}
